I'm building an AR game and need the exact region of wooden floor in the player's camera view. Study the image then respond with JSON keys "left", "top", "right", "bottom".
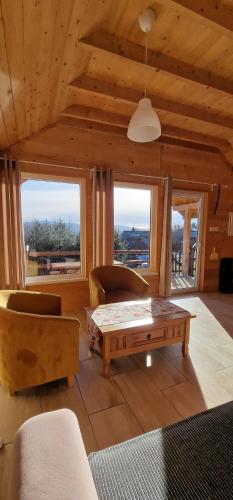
{"left": 1, "top": 292, "right": 233, "bottom": 499}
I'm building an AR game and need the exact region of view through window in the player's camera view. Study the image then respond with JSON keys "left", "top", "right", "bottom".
{"left": 21, "top": 179, "right": 82, "bottom": 280}
{"left": 114, "top": 185, "right": 152, "bottom": 269}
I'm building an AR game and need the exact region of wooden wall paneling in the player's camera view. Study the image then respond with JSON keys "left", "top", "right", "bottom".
{"left": 1, "top": 0, "right": 26, "bottom": 141}
{"left": 26, "top": 279, "right": 90, "bottom": 313}
{"left": 0, "top": 3, "right": 18, "bottom": 145}
{"left": 0, "top": 107, "right": 9, "bottom": 149}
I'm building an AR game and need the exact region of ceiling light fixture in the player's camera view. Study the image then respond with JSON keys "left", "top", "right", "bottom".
{"left": 127, "top": 8, "right": 161, "bottom": 143}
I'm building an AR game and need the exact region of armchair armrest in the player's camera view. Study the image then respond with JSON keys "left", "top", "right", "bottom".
{"left": 89, "top": 273, "right": 106, "bottom": 306}
{"left": 126, "top": 270, "right": 150, "bottom": 297}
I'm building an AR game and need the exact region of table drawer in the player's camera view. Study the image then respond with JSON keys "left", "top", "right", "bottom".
{"left": 132, "top": 328, "right": 166, "bottom": 346}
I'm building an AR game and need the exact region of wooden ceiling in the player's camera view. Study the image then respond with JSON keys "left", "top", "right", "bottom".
{"left": 1, "top": 0, "right": 233, "bottom": 164}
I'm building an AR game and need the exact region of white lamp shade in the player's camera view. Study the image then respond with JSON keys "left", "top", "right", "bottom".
{"left": 127, "top": 97, "right": 161, "bottom": 143}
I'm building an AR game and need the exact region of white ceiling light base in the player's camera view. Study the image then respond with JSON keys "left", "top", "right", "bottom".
{"left": 127, "top": 98, "right": 161, "bottom": 143}
{"left": 139, "top": 8, "right": 155, "bottom": 33}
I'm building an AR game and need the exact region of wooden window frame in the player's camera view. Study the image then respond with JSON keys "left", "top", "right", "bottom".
{"left": 113, "top": 181, "right": 158, "bottom": 274}
{"left": 21, "top": 172, "right": 86, "bottom": 285}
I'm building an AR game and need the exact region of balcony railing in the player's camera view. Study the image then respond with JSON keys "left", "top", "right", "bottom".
{"left": 114, "top": 249, "right": 150, "bottom": 269}
{"left": 26, "top": 250, "right": 81, "bottom": 277}
{"left": 172, "top": 247, "right": 196, "bottom": 277}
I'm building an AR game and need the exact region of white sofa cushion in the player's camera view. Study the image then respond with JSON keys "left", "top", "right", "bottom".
{"left": 10, "top": 409, "right": 98, "bottom": 500}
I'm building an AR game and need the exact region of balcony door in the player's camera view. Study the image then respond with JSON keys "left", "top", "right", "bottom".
{"left": 171, "top": 190, "right": 204, "bottom": 293}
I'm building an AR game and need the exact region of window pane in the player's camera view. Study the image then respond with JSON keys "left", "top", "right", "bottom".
{"left": 114, "top": 186, "right": 151, "bottom": 269}
{"left": 21, "top": 180, "right": 81, "bottom": 278}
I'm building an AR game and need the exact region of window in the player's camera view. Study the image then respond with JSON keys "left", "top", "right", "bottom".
{"left": 21, "top": 176, "right": 85, "bottom": 282}
{"left": 113, "top": 183, "right": 156, "bottom": 271}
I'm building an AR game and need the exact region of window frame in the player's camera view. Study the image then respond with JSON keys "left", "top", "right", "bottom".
{"left": 21, "top": 172, "right": 86, "bottom": 285}
{"left": 113, "top": 181, "right": 158, "bottom": 274}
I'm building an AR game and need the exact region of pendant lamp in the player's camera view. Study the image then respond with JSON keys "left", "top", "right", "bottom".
{"left": 127, "top": 8, "right": 161, "bottom": 143}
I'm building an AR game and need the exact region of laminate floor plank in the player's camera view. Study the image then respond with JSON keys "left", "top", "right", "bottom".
{"left": 114, "top": 368, "right": 181, "bottom": 431}
{"left": 40, "top": 379, "right": 98, "bottom": 454}
{"left": 134, "top": 350, "right": 186, "bottom": 390}
{"left": 77, "top": 358, "right": 124, "bottom": 414}
{"left": 90, "top": 403, "right": 142, "bottom": 449}
{"left": 0, "top": 385, "right": 41, "bottom": 445}
{"left": 0, "top": 443, "right": 13, "bottom": 500}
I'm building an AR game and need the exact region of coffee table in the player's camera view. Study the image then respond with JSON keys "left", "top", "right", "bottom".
{"left": 86, "top": 298, "right": 195, "bottom": 378}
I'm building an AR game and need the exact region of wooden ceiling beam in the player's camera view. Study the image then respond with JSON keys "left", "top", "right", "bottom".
{"left": 61, "top": 104, "right": 230, "bottom": 151}
{"left": 61, "top": 104, "right": 129, "bottom": 128}
{"left": 69, "top": 75, "right": 233, "bottom": 130}
{"left": 59, "top": 115, "right": 219, "bottom": 153}
{"left": 163, "top": 0, "right": 233, "bottom": 39}
{"left": 79, "top": 30, "right": 233, "bottom": 97}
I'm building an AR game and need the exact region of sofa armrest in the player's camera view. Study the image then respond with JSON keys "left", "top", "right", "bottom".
{"left": 10, "top": 409, "right": 98, "bottom": 500}
{"left": 1, "top": 290, "right": 62, "bottom": 316}
{"left": 89, "top": 273, "right": 106, "bottom": 307}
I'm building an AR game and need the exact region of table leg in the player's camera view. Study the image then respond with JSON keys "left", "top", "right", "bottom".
{"left": 102, "top": 335, "right": 111, "bottom": 378}
{"left": 182, "top": 319, "right": 190, "bottom": 357}
{"left": 103, "top": 359, "right": 110, "bottom": 378}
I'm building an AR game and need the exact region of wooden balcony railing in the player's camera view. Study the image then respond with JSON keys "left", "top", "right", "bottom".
{"left": 172, "top": 247, "right": 196, "bottom": 277}
{"left": 114, "top": 249, "right": 150, "bottom": 268}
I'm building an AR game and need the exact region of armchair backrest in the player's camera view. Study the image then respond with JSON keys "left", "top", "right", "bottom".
{"left": 90, "top": 265, "right": 139, "bottom": 292}
{"left": 0, "top": 290, "right": 61, "bottom": 316}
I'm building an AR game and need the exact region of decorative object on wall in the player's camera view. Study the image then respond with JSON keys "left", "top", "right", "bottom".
{"left": 127, "top": 8, "right": 161, "bottom": 143}
{"left": 210, "top": 246, "right": 219, "bottom": 261}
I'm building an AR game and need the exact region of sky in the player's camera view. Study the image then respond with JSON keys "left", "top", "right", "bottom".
{"left": 21, "top": 180, "right": 81, "bottom": 223}
{"left": 21, "top": 180, "right": 184, "bottom": 228}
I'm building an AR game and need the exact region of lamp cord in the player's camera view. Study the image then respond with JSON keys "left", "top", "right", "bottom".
{"left": 144, "top": 30, "right": 148, "bottom": 98}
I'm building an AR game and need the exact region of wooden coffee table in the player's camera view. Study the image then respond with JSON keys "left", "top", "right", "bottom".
{"left": 86, "top": 298, "right": 195, "bottom": 378}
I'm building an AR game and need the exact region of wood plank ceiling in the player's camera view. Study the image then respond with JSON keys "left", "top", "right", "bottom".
{"left": 0, "top": 0, "right": 233, "bottom": 164}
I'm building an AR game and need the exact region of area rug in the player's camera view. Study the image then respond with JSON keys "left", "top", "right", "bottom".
{"left": 89, "top": 401, "right": 233, "bottom": 499}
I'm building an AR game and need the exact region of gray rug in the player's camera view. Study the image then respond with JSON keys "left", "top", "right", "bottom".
{"left": 89, "top": 401, "right": 233, "bottom": 499}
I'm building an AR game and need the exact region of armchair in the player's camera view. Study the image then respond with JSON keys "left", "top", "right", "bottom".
{"left": 0, "top": 290, "right": 79, "bottom": 394}
{"left": 89, "top": 265, "right": 150, "bottom": 307}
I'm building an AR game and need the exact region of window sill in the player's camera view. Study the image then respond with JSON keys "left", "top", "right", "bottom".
{"left": 26, "top": 275, "right": 88, "bottom": 286}
{"left": 135, "top": 270, "right": 159, "bottom": 277}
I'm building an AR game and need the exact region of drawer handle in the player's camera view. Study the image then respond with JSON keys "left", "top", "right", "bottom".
{"left": 147, "top": 333, "right": 151, "bottom": 341}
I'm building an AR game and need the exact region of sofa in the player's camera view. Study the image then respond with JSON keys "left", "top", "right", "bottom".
{"left": 89, "top": 265, "right": 150, "bottom": 306}
{"left": 9, "top": 402, "right": 233, "bottom": 499}
{"left": 0, "top": 290, "right": 79, "bottom": 394}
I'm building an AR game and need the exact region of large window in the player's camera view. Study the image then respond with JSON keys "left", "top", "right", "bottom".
{"left": 114, "top": 183, "right": 156, "bottom": 271}
{"left": 21, "top": 176, "right": 85, "bottom": 282}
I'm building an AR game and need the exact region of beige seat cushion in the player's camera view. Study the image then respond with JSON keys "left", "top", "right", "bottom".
{"left": 10, "top": 409, "right": 98, "bottom": 500}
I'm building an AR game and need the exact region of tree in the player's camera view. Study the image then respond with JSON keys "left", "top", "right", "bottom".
{"left": 114, "top": 229, "right": 128, "bottom": 263}
{"left": 24, "top": 219, "right": 80, "bottom": 252}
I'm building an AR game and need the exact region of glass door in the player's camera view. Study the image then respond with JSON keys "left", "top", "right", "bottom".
{"left": 171, "top": 190, "right": 203, "bottom": 293}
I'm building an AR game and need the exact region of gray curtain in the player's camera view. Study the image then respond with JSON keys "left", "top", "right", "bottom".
{"left": 159, "top": 176, "right": 172, "bottom": 297}
{"left": 0, "top": 154, "right": 25, "bottom": 289}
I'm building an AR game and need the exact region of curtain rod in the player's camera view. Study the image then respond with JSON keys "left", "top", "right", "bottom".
{"left": 0, "top": 157, "right": 228, "bottom": 188}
